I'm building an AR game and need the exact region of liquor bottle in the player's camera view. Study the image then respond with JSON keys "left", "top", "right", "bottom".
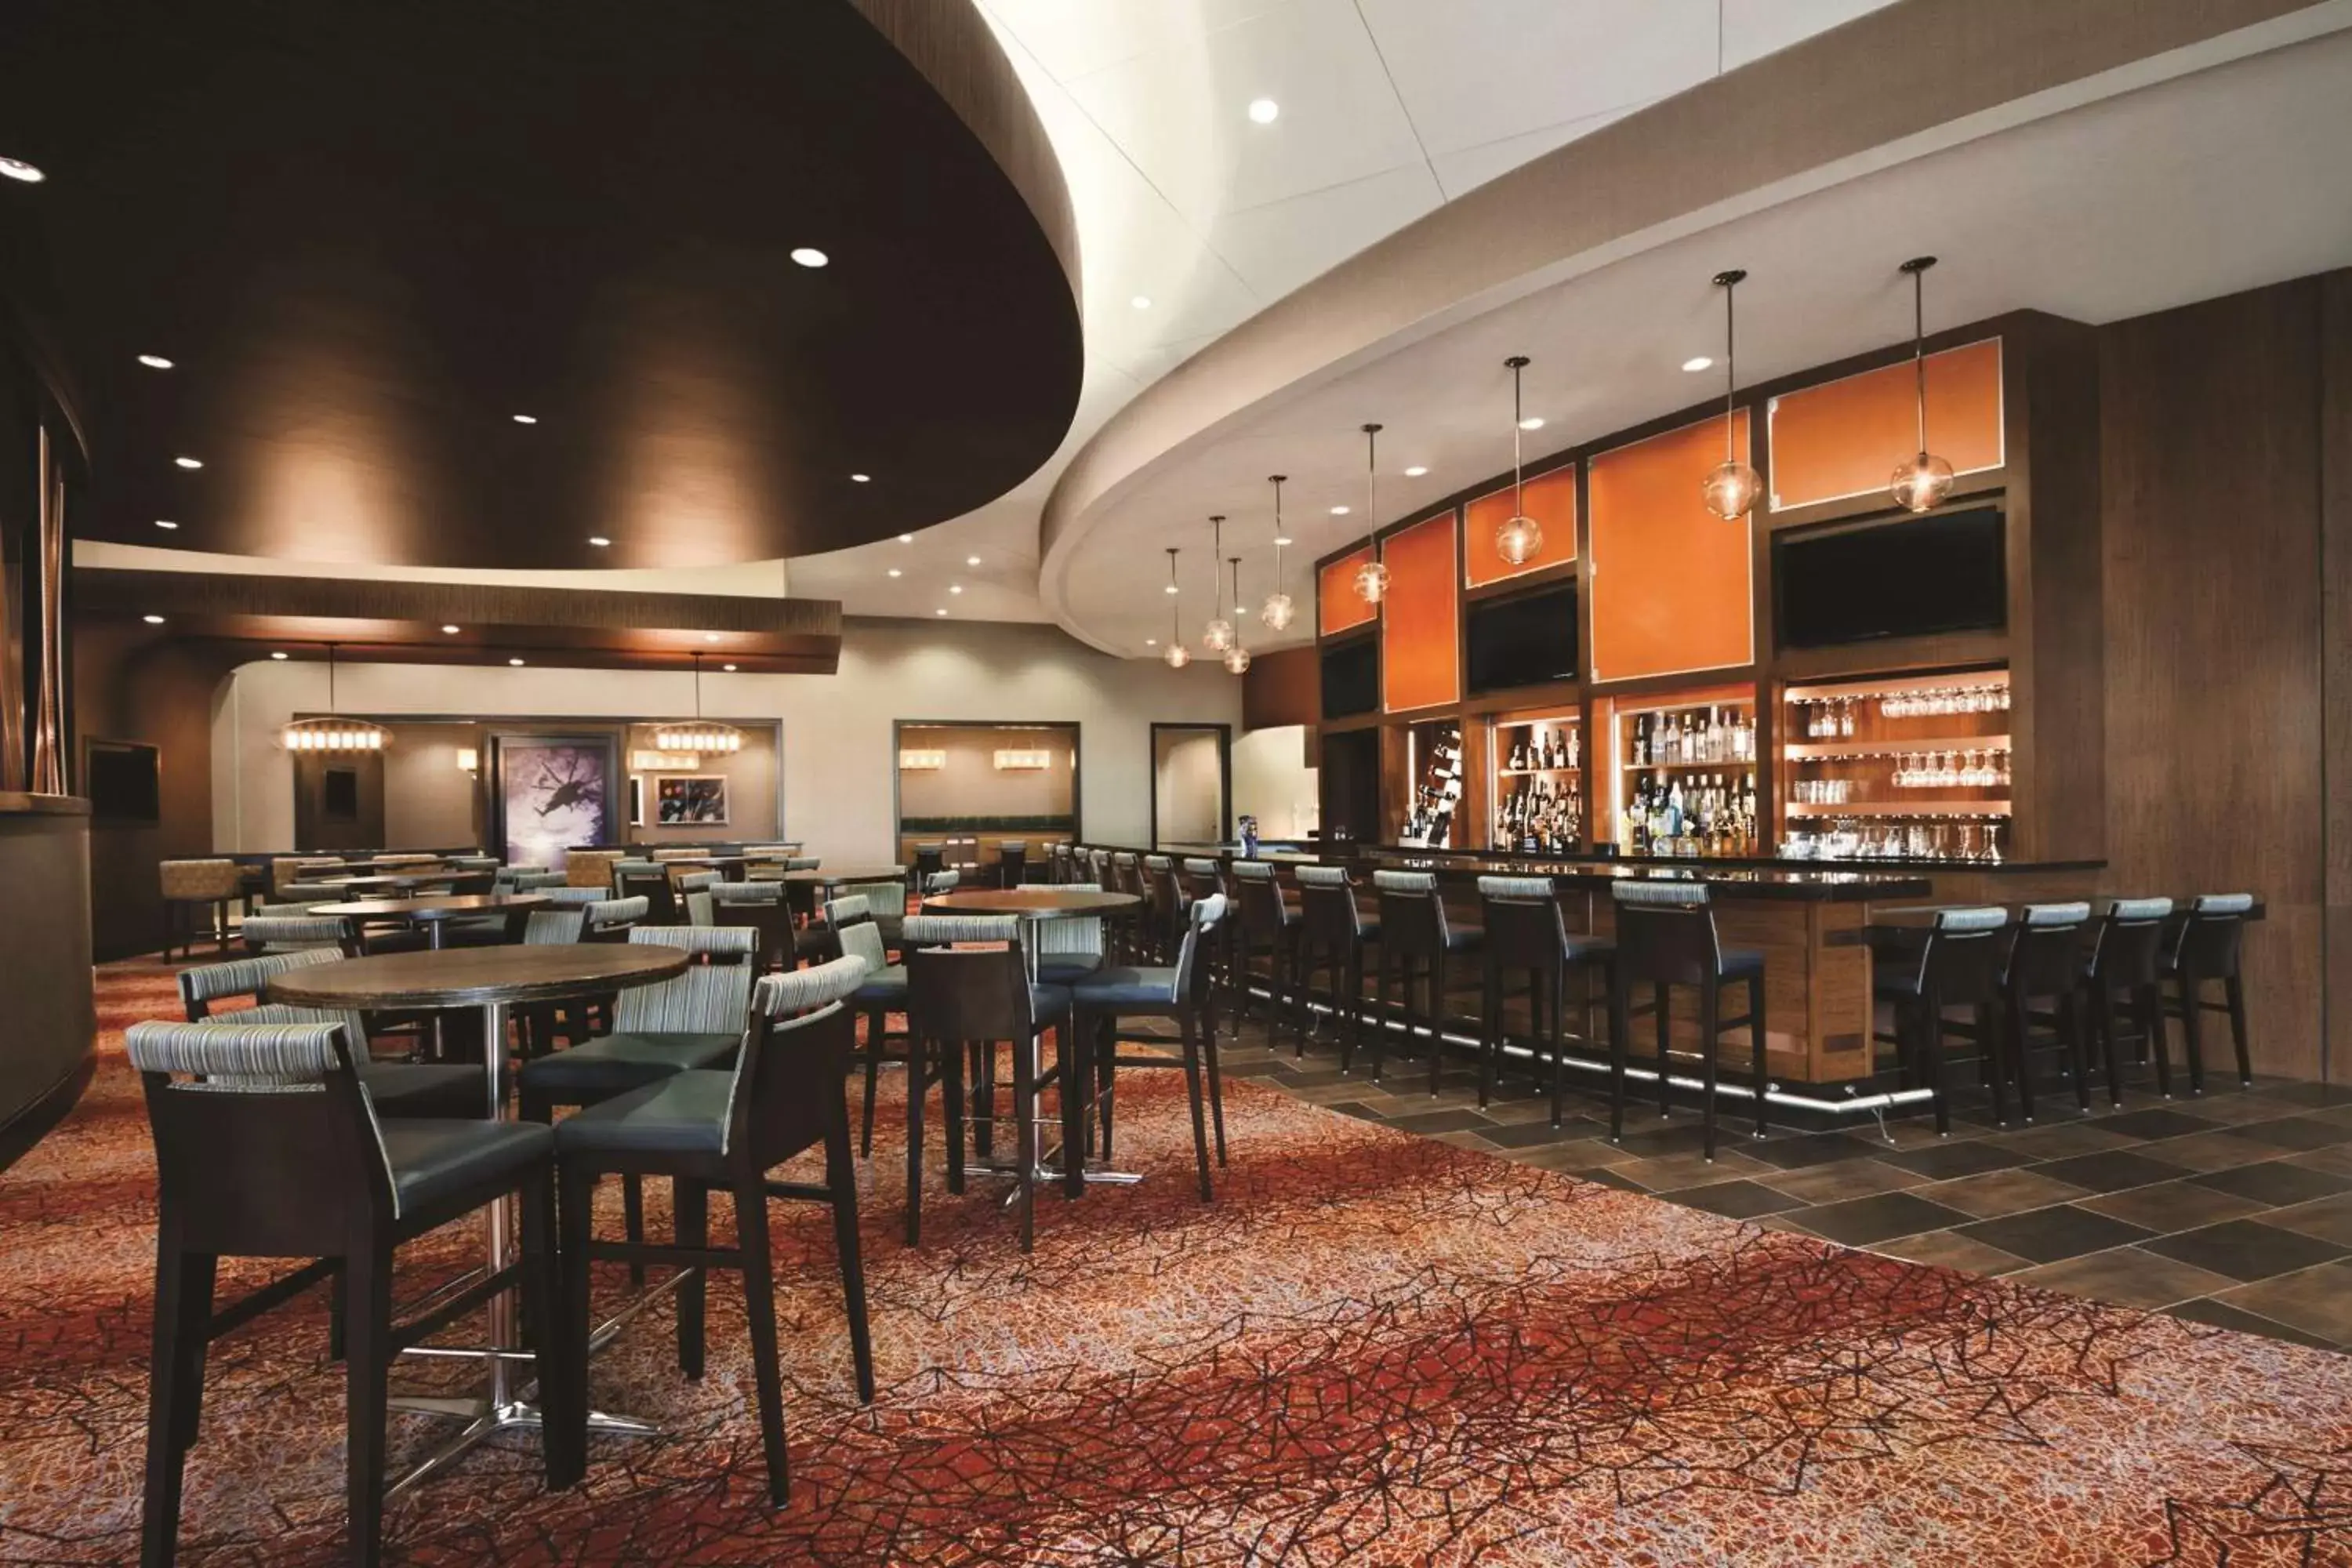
{"left": 1632, "top": 714, "right": 1650, "bottom": 767}
{"left": 1508, "top": 737, "right": 1526, "bottom": 770}
{"left": 1566, "top": 726, "right": 1581, "bottom": 768}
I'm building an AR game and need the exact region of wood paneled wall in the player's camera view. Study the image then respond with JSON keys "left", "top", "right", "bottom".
{"left": 2099, "top": 274, "right": 2339, "bottom": 1080}
{"left": 2324, "top": 270, "right": 2352, "bottom": 1084}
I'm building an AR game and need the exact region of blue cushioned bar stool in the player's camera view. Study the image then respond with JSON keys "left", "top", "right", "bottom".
{"left": 1995, "top": 902, "right": 2097, "bottom": 1120}
{"left": 1476, "top": 876, "right": 1615, "bottom": 1124}
{"left": 613, "top": 860, "right": 675, "bottom": 922}
{"left": 902, "top": 914, "right": 1075, "bottom": 1251}
{"left": 1143, "top": 854, "right": 1187, "bottom": 962}
{"left": 130, "top": 1020, "right": 574, "bottom": 1568}
{"left": 831, "top": 895, "right": 912, "bottom": 1157}
{"left": 1872, "top": 906, "right": 2011, "bottom": 1134}
{"left": 2165, "top": 893, "right": 2256, "bottom": 1092}
{"left": 2083, "top": 897, "right": 2176, "bottom": 1102}
{"left": 553, "top": 956, "right": 873, "bottom": 1509}
{"left": 1229, "top": 859, "right": 1300, "bottom": 1042}
{"left": 1606, "top": 880, "right": 1766, "bottom": 1158}
{"left": 1370, "top": 870, "right": 1483, "bottom": 1094}
{"left": 707, "top": 878, "right": 796, "bottom": 973}
{"left": 1032, "top": 882, "right": 1109, "bottom": 987}
{"left": 1069, "top": 894, "right": 1230, "bottom": 1198}
{"left": 1294, "top": 865, "right": 1377, "bottom": 1066}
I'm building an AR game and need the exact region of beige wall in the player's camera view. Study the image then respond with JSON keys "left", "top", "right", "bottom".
{"left": 1152, "top": 729, "right": 1224, "bottom": 846}
{"left": 211, "top": 619, "right": 1241, "bottom": 859}
{"left": 896, "top": 724, "right": 1076, "bottom": 823}
{"left": 623, "top": 723, "right": 781, "bottom": 842}
{"left": 1233, "top": 724, "right": 1319, "bottom": 841}
{"left": 382, "top": 721, "right": 486, "bottom": 849}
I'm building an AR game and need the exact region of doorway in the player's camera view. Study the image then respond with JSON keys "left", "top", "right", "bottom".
{"left": 1150, "top": 723, "right": 1230, "bottom": 849}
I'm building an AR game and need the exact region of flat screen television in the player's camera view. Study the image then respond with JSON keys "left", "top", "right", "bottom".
{"left": 1466, "top": 581, "right": 1577, "bottom": 694}
{"left": 1774, "top": 506, "right": 2007, "bottom": 649}
{"left": 1321, "top": 637, "right": 1379, "bottom": 720}
{"left": 84, "top": 739, "right": 162, "bottom": 825}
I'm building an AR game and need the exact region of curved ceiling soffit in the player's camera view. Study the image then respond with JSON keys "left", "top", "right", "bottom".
{"left": 1036, "top": 0, "right": 2339, "bottom": 655}
{"left": 0, "top": 0, "right": 1081, "bottom": 571}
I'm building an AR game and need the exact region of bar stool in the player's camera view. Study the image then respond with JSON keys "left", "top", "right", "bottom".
{"left": 1873, "top": 906, "right": 2010, "bottom": 1134}
{"left": 2165, "top": 893, "right": 2256, "bottom": 1092}
{"left": 901, "top": 914, "right": 1075, "bottom": 1251}
{"left": 913, "top": 843, "right": 945, "bottom": 883}
{"left": 554, "top": 956, "right": 873, "bottom": 1509}
{"left": 1033, "top": 882, "right": 1108, "bottom": 986}
{"left": 831, "top": 895, "right": 912, "bottom": 1157}
{"left": 2084, "top": 897, "right": 2176, "bottom": 1103}
{"left": 1370, "top": 870, "right": 1483, "bottom": 1094}
{"left": 1995, "top": 902, "right": 2096, "bottom": 1120}
{"left": 130, "top": 1020, "right": 574, "bottom": 1568}
{"left": 1477, "top": 876, "right": 1614, "bottom": 1124}
{"left": 1142, "top": 854, "right": 1187, "bottom": 961}
{"left": 1230, "top": 861, "right": 1300, "bottom": 1043}
{"left": 615, "top": 860, "right": 676, "bottom": 921}
{"left": 1294, "top": 866, "right": 1376, "bottom": 1066}
{"left": 1069, "top": 895, "right": 1230, "bottom": 1197}
{"left": 160, "top": 858, "right": 242, "bottom": 961}
{"left": 1182, "top": 858, "right": 1236, "bottom": 1036}
{"left": 997, "top": 840, "right": 1029, "bottom": 888}
{"left": 709, "top": 879, "right": 796, "bottom": 973}
{"left": 1606, "top": 880, "right": 1765, "bottom": 1159}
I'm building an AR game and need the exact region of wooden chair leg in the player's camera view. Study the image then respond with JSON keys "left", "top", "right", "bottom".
{"left": 1179, "top": 1014, "right": 1213, "bottom": 1202}
{"left": 1922, "top": 993, "right": 1951, "bottom": 1136}
{"left": 732, "top": 1176, "right": 791, "bottom": 1508}
{"left": 2062, "top": 989, "right": 2092, "bottom": 1111}
{"left": 1478, "top": 960, "right": 1501, "bottom": 1110}
{"left": 943, "top": 1040, "right": 967, "bottom": 1197}
{"left": 342, "top": 1241, "right": 394, "bottom": 1568}
{"left": 1014, "top": 1033, "right": 1037, "bottom": 1252}
{"left": 622, "top": 1176, "right": 648, "bottom": 1288}
{"left": 1549, "top": 961, "right": 1570, "bottom": 1130}
{"left": 1201, "top": 1013, "right": 1228, "bottom": 1167}
{"left": 2223, "top": 975, "right": 2253, "bottom": 1086}
{"left": 518, "top": 1167, "right": 582, "bottom": 1489}
{"left": 1983, "top": 1000, "right": 2010, "bottom": 1127}
{"left": 1750, "top": 973, "right": 1769, "bottom": 1138}
{"left": 2093, "top": 985, "right": 2125, "bottom": 1106}
{"left": 1428, "top": 953, "right": 1449, "bottom": 1098}
{"left": 2175, "top": 973, "right": 2208, "bottom": 1094}
{"left": 140, "top": 1240, "right": 213, "bottom": 1568}
{"left": 904, "top": 1037, "right": 927, "bottom": 1247}
{"left": 2005, "top": 989, "right": 2037, "bottom": 1123}
{"left": 674, "top": 1180, "right": 708, "bottom": 1379}
{"left": 2139, "top": 984, "right": 2172, "bottom": 1098}
{"left": 968, "top": 1040, "right": 996, "bottom": 1162}
{"left": 1606, "top": 971, "right": 1631, "bottom": 1144}
{"left": 859, "top": 1007, "right": 884, "bottom": 1158}
{"left": 1368, "top": 952, "right": 1389, "bottom": 1083}
{"left": 555, "top": 1164, "right": 596, "bottom": 1472}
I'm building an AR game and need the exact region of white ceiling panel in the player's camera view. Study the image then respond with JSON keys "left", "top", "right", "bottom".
{"left": 1427, "top": 101, "right": 1647, "bottom": 198}
{"left": 1722, "top": 0, "right": 1903, "bottom": 71}
{"left": 1206, "top": 162, "right": 1446, "bottom": 299}
{"left": 976, "top": 0, "right": 1300, "bottom": 84}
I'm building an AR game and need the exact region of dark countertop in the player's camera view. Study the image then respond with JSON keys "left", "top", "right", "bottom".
{"left": 1139, "top": 841, "right": 1930, "bottom": 902}
{"left": 0, "top": 793, "right": 91, "bottom": 817}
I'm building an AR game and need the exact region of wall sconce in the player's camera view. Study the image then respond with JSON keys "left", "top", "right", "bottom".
{"left": 898, "top": 749, "right": 946, "bottom": 771}
{"left": 993, "top": 749, "right": 1052, "bottom": 771}
{"left": 456, "top": 747, "right": 479, "bottom": 775}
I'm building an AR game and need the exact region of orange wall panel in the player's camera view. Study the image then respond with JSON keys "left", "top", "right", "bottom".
{"left": 1588, "top": 411, "right": 1755, "bottom": 684}
{"left": 1768, "top": 338, "right": 2003, "bottom": 510}
{"left": 1464, "top": 464, "right": 1578, "bottom": 587}
{"left": 1379, "top": 512, "right": 1460, "bottom": 713}
{"left": 1319, "top": 546, "right": 1377, "bottom": 637}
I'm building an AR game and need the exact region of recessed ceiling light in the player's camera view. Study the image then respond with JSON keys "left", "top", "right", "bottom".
{"left": 1518, "top": 416, "right": 1544, "bottom": 430}
{"left": 851, "top": 473, "right": 871, "bottom": 483}
{"left": 966, "top": 555, "right": 982, "bottom": 566}
{"left": 512, "top": 413, "right": 537, "bottom": 424}
{"left": 1274, "top": 535, "right": 1293, "bottom": 547}
{"left": 1131, "top": 295, "right": 1152, "bottom": 310}
{"left": 0, "top": 156, "right": 45, "bottom": 183}
{"left": 722, "top": 663, "right": 737, "bottom": 672}
{"left": 949, "top": 584, "right": 964, "bottom": 594}
{"left": 704, "top": 632, "right": 721, "bottom": 642}
{"left": 887, "top": 568, "right": 903, "bottom": 578}
{"left": 935, "top": 608, "right": 948, "bottom": 617}
{"left": 1682, "top": 355, "right": 1715, "bottom": 372}
{"left": 587, "top": 535, "right": 611, "bottom": 547}
{"left": 174, "top": 456, "right": 203, "bottom": 469}
{"left": 441, "top": 624, "right": 460, "bottom": 634}
{"left": 154, "top": 519, "right": 178, "bottom": 530}
{"left": 791, "top": 247, "right": 829, "bottom": 268}
{"left": 1330, "top": 505, "right": 1350, "bottom": 515}
{"left": 143, "top": 614, "right": 166, "bottom": 624}
{"left": 1163, "top": 582, "right": 1178, "bottom": 595}
{"left": 270, "top": 651, "right": 288, "bottom": 660}
{"left": 1247, "top": 99, "right": 1279, "bottom": 125}
{"left": 1145, "top": 638, "right": 1158, "bottom": 647}
{"left": 898, "top": 533, "right": 913, "bottom": 543}
{"left": 1404, "top": 466, "right": 1428, "bottom": 477}
{"left": 509, "top": 657, "right": 526, "bottom": 666}
{"left": 138, "top": 354, "right": 174, "bottom": 370}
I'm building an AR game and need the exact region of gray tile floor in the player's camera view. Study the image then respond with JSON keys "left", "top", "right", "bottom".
{"left": 1202, "top": 1013, "right": 2352, "bottom": 1355}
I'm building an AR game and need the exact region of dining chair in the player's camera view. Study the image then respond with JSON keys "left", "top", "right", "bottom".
{"left": 1069, "top": 895, "right": 1229, "bottom": 1198}
{"left": 160, "top": 858, "right": 243, "bottom": 961}
{"left": 829, "top": 896, "right": 913, "bottom": 1157}
{"left": 1606, "top": 880, "right": 1766, "bottom": 1159}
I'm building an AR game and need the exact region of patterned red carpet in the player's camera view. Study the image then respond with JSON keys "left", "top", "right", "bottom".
{"left": 2, "top": 958, "right": 2350, "bottom": 1564}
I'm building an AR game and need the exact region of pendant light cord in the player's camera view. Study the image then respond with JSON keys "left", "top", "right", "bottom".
{"left": 1723, "top": 281, "right": 1737, "bottom": 461}
{"left": 1209, "top": 517, "right": 1225, "bottom": 620}
{"left": 1167, "top": 547, "right": 1181, "bottom": 641}
{"left": 1270, "top": 475, "right": 1285, "bottom": 590}
{"left": 1911, "top": 262, "right": 1929, "bottom": 451}
{"left": 1508, "top": 357, "right": 1527, "bottom": 513}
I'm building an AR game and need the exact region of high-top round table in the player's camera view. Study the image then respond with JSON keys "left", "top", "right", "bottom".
{"left": 920, "top": 886, "right": 1142, "bottom": 979}
{"left": 334, "top": 871, "right": 463, "bottom": 897}
{"left": 310, "top": 892, "right": 552, "bottom": 949}
{"left": 778, "top": 865, "right": 905, "bottom": 888}
{"left": 270, "top": 944, "right": 689, "bottom": 1494}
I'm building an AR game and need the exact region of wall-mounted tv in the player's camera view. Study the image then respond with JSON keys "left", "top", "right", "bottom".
{"left": 1467, "top": 580, "right": 1578, "bottom": 694}
{"left": 1321, "top": 637, "right": 1379, "bottom": 720}
{"left": 1774, "top": 506, "right": 2007, "bottom": 650}
{"left": 84, "top": 739, "right": 162, "bottom": 825}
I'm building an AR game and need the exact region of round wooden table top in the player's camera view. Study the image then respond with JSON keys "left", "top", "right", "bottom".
{"left": 268, "top": 942, "right": 689, "bottom": 1010}
{"left": 309, "top": 893, "right": 554, "bottom": 920}
{"left": 922, "top": 887, "right": 1141, "bottom": 917}
{"left": 337, "top": 873, "right": 459, "bottom": 894}
{"left": 779, "top": 866, "right": 905, "bottom": 884}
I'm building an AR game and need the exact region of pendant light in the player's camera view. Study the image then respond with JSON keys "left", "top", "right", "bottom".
{"left": 1259, "top": 474, "right": 1294, "bottom": 630}
{"left": 1223, "top": 557, "right": 1253, "bottom": 673}
{"left": 1161, "top": 549, "right": 1192, "bottom": 668}
{"left": 1495, "top": 355, "right": 1542, "bottom": 565}
{"left": 1889, "top": 255, "right": 1956, "bottom": 513}
{"left": 1700, "top": 269, "right": 1763, "bottom": 521}
{"left": 1200, "top": 515, "right": 1235, "bottom": 652}
{"left": 281, "top": 642, "right": 389, "bottom": 752}
{"left": 652, "top": 652, "right": 743, "bottom": 754}
{"left": 1352, "top": 423, "right": 1392, "bottom": 603}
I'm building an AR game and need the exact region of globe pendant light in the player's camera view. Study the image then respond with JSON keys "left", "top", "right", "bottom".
{"left": 1259, "top": 474, "right": 1295, "bottom": 631}
{"left": 1200, "top": 515, "right": 1235, "bottom": 652}
{"left": 652, "top": 652, "right": 744, "bottom": 755}
{"left": 1700, "top": 268, "right": 1763, "bottom": 521}
{"left": 1352, "top": 423, "right": 1392, "bottom": 603}
{"left": 1223, "top": 557, "right": 1253, "bottom": 673}
{"left": 1889, "top": 255, "right": 1957, "bottom": 514}
{"left": 280, "top": 642, "right": 390, "bottom": 753}
{"left": 1162, "top": 549, "right": 1192, "bottom": 668}
{"left": 1495, "top": 354, "right": 1542, "bottom": 565}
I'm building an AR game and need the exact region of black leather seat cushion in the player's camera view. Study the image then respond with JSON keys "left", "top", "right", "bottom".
{"left": 1719, "top": 945, "right": 1766, "bottom": 980}
{"left": 1036, "top": 956, "right": 1102, "bottom": 986}
{"left": 517, "top": 1031, "right": 739, "bottom": 1104}
{"left": 1443, "top": 923, "right": 1485, "bottom": 952}
{"left": 383, "top": 1120, "right": 552, "bottom": 1212}
{"left": 1069, "top": 966, "right": 1179, "bottom": 1008}
{"left": 360, "top": 1061, "right": 488, "bottom": 1120}
{"left": 554, "top": 1070, "right": 731, "bottom": 1157}
{"left": 855, "top": 965, "right": 910, "bottom": 1005}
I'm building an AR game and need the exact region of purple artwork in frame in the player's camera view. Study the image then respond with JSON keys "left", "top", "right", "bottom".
{"left": 492, "top": 733, "right": 616, "bottom": 870}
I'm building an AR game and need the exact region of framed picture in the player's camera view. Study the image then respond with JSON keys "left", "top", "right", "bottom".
{"left": 656, "top": 774, "right": 729, "bottom": 826}
{"left": 628, "top": 775, "right": 644, "bottom": 827}
{"left": 488, "top": 732, "right": 618, "bottom": 870}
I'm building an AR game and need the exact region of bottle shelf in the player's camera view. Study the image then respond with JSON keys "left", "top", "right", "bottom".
{"left": 1784, "top": 800, "right": 2011, "bottom": 818}
{"left": 1498, "top": 765, "right": 1581, "bottom": 777}
{"left": 1784, "top": 734, "right": 2011, "bottom": 761}
{"left": 1624, "top": 757, "right": 1750, "bottom": 771}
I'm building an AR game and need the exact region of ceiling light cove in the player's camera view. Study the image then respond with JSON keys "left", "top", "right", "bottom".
{"left": 137, "top": 354, "right": 174, "bottom": 369}
{"left": 0, "top": 156, "right": 44, "bottom": 183}
{"left": 1247, "top": 99, "right": 1279, "bottom": 125}
{"left": 790, "top": 247, "right": 829, "bottom": 268}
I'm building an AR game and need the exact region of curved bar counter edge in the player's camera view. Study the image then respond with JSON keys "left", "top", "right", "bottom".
{"left": 0, "top": 795, "right": 94, "bottom": 1172}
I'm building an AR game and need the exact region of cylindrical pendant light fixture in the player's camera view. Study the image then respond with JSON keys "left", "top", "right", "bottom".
{"left": 1162, "top": 548, "right": 1192, "bottom": 668}
{"left": 1200, "top": 515, "right": 1234, "bottom": 652}
{"left": 1259, "top": 474, "right": 1294, "bottom": 630}
{"left": 1889, "top": 255, "right": 1957, "bottom": 513}
{"left": 1352, "top": 423, "right": 1392, "bottom": 603}
{"left": 1495, "top": 355, "right": 1542, "bottom": 565}
{"left": 1700, "top": 268, "right": 1763, "bottom": 521}
{"left": 1223, "top": 557, "right": 1253, "bottom": 673}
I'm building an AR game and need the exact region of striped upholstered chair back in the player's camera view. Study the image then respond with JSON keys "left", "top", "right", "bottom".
{"left": 614, "top": 926, "right": 758, "bottom": 1035}
{"left": 729, "top": 955, "right": 870, "bottom": 1163}
{"left": 239, "top": 912, "right": 358, "bottom": 956}
{"left": 178, "top": 946, "right": 367, "bottom": 1040}
{"left": 1036, "top": 883, "right": 1106, "bottom": 970}
{"left": 825, "top": 897, "right": 889, "bottom": 977}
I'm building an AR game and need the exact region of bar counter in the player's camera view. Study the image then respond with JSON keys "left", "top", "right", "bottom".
{"left": 0, "top": 794, "right": 95, "bottom": 1170}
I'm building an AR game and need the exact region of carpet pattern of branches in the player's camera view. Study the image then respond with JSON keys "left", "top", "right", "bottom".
{"left": 2, "top": 956, "right": 2350, "bottom": 1564}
